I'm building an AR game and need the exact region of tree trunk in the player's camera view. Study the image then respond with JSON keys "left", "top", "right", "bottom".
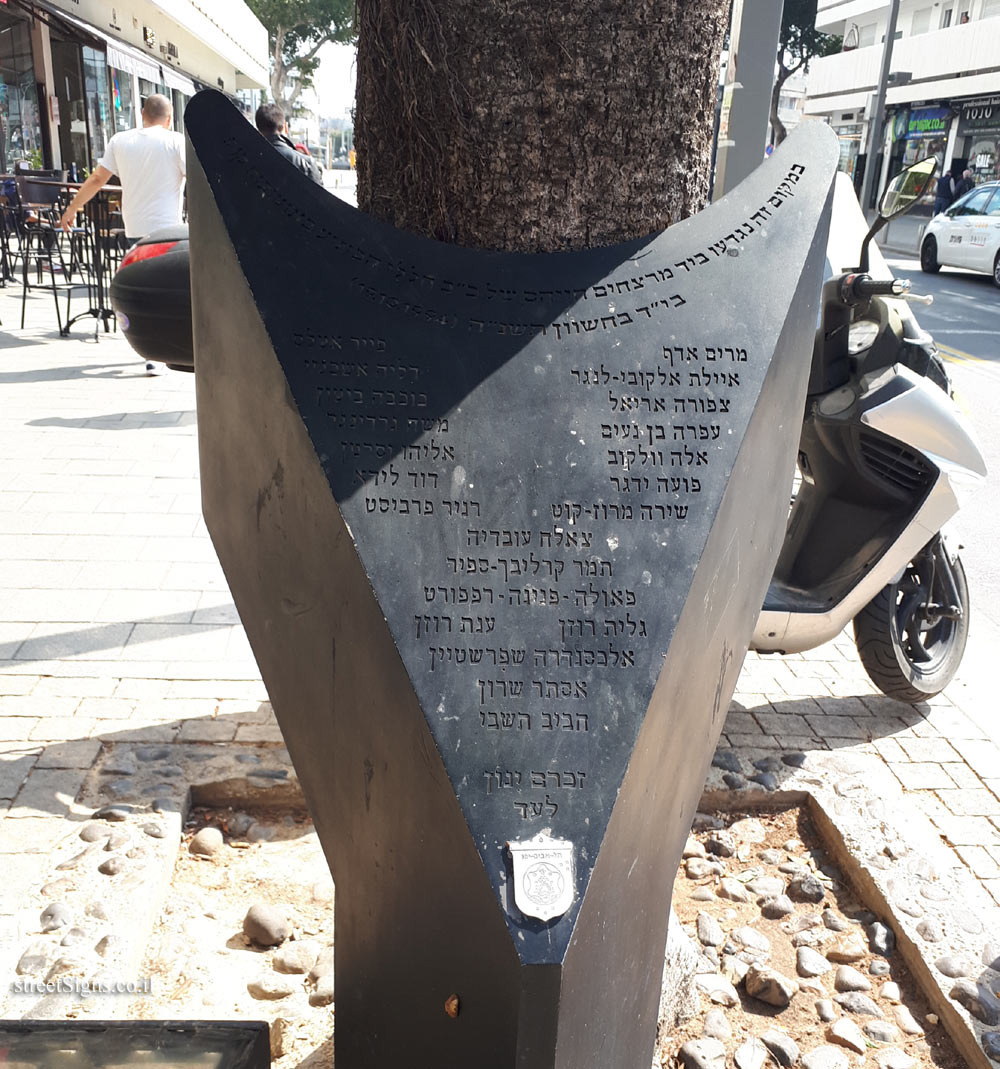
{"left": 355, "top": 0, "right": 729, "bottom": 252}
{"left": 770, "top": 68, "right": 789, "bottom": 147}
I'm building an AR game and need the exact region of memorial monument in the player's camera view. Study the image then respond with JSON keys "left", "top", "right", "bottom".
{"left": 186, "top": 89, "right": 838, "bottom": 1068}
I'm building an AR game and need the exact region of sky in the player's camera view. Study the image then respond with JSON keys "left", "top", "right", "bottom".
{"left": 311, "top": 42, "right": 357, "bottom": 120}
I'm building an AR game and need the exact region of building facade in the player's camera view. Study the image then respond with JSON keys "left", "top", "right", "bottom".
{"left": 804, "top": 0, "right": 1000, "bottom": 202}
{"left": 0, "top": 0, "right": 267, "bottom": 174}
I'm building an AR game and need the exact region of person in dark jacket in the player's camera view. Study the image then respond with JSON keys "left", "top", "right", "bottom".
{"left": 254, "top": 103, "right": 324, "bottom": 185}
{"left": 933, "top": 171, "right": 956, "bottom": 215}
{"left": 954, "top": 168, "right": 975, "bottom": 199}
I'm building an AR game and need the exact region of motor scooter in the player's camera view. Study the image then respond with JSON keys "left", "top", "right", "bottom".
{"left": 751, "top": 158, "right": 988, "bottom": 701}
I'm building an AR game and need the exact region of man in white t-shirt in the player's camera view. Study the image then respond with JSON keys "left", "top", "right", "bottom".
{"left": 60, "top": 93, "right": 185, "bottom": 242}
{"left": 60, "top": 93, "right": 185, "bottom": 373}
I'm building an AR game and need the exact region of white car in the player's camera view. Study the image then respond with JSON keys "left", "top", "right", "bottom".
{"left": 920, "top": 181, "right": 1000, "bottom": 286}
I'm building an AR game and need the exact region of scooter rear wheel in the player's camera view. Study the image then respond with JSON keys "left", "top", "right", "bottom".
{"left": 853, "top": 546, "right": 969, "bottom": 703}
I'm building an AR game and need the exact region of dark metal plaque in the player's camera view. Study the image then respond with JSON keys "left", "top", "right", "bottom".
{"left": 186, "top": 89, "right": 837, "bottom": 1069}
{"left": 0, "top": 1020, "right": 269, "bottom": 1067}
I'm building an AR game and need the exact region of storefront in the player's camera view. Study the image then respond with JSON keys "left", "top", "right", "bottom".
{"left": 955, "top": 95, "right": 1000, "bottom": 183}
{"left": 0, "top": 0, "right": 265, "bottom": 174}
{"left": 895, "top": 106, "right": 953, "bottom": 171}
{"left": 832, "top": 121, "right": 863, "bottom": 179}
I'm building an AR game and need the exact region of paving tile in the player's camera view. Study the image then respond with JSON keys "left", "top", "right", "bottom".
{"left": 889, "top": 762, "right": 955, "bottom": 790}
{"left": 14, "top": 623, "right": 133, "bottom": 662}
{"left": 112, "top": 678, "right": 173, "bottom": 700}
{"left": 872, "top": 737, "right": 908, "bottom": 763}
{"left": 955, "top": 845, "right": 1000, "bottom": 880}
{"left": 935, "top": 788, "right": 1000, "bottom": 817}
{"left": 754, "top": 712, "right": 812, "bottom": 736}
{"left": 897, "top": 737, "right": 962, "bottom": 763}
{"left": 73, "top": 561, "right": 172, "bottom": 589}
{"left": 94, "top": 493, "right": 179, "bottom": 515}
{"left": 235, "top": 723, "right": 287, "bottom": 744}
{"left": 92, "top": 720, "right": 181, "bottom": 743}
{"left": 929, "top": 814, "right": 1000, "bottom": 847}
{"left": 0, "top": 695, "right": 80, "bottom": 719}
{"left": 0, "top": 751, "right": 39, "bottom": 800}
{"left": 923, "top": 709, "right": 988, "bottom": 740}
{"left": 34, "top": 739, "right": 103, "bottom": 769}
{"left": 0, "top": 675, "right": 38, "bottom": 696}
{"left": 0, "top": 817, "right": 60, "bottom": 853}
{"left": 0, "top": 560, "right": 82, "bottom": 588}
{"left": 8, "top": 767, "right": 89, "bottom": 818}
{"left": 190, "top": 598, "right": 242, "bottom": 626}
{"left": 804, "top": 715, "right": 870, "bottom": 739}
{"left": 983, "top": 880, "right": 1000, "bottom": 908}
{"left": 172, "top": 680, "right": 266, "bottom": 701}
{"left": 948, "top": 738, "right": 1000, "bottom": 780}
{"left": 31, "top": 676, "right": 116, "bottom": 699}
{"left": 943, "top": 763, "right": 987, "bottom": 790}
{"left": 93, "top": 589, "right": 198, "bottom": 623}
{"left": 223, "top": 700, "right": 276, "bottom": 724}
{"left": 177, "top": 719, "right": 237, "bottom": 742}
{"left": 0, "top": 589, "right": 108, "bottom": 623}
{"left": 722, "top": 711, "right": 765, "bottom": 736}
{"left": 160, "top": 563, "right": 232, "bottom": 592}
{"left": 120, "top": 623, "right": 233, "bottom": 661}
{"left": 27, "top": 718, "right": 98, "bottom": 742}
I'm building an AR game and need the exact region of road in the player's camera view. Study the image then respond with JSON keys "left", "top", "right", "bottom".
{"left": 885, "top": 254, "right": 1000, "bottom": 653}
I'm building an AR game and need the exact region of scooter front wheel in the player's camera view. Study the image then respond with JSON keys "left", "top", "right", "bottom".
{"left": 853, "top": 544, "right": 969, "bottom": 703}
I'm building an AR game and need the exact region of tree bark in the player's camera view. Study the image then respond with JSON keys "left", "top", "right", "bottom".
{"left": 355, "top": 0, "right": 729, "bottom": 252}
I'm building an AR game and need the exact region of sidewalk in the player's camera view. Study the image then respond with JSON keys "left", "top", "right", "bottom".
{"left": 0, "top": 264, "right": 998, "bottom": 1048}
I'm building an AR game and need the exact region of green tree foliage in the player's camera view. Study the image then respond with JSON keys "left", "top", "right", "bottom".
{"left": 770, "top": 0, "right": 841, "bottom": 145}
{"left": 248, "top": 0, "right": 354, "bottom": 116}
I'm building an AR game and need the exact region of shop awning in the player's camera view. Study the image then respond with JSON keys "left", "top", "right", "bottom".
{"left": 163, "top": 67, "right": 197, "bottom": 97}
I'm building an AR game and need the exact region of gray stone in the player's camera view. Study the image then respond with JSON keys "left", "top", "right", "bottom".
{"left": 309, "top": 973, "right": 335, "bottom": 1007}
{"left": 762, "top": 895, "right": 795, "bottom": 919}
{"left": 723, "top": 772, "right": 747, "bottom": 789}
{"left": 247, "top": 974, "right": 297, "bottom": 1000}
{"left": 86, "top": 900, "right": 110, "bottom": 921}
{"left": 706, "top": 831, "right": 737, "bottom": 857}
{"left": 92, "top": 805, "right": 131, "bottom": 821}
{"left": 55, "top": 848, "right": 96, "bottom": 872}
{"left": 920, "top": 883, "right": 950, "bottom": 902}
{"left": 783, "top": 839, "right": 804, "bottom": 852}
{"left": 39, "top": 903, "right": 72, "bottom": 932}
{"left": 951, "top": 906, "right": 984, "bottom": 935}
{"left": 816, "top": 999, "right": 838, "bottom": 1022}
{"left": 881, "top": 981, "right": 901, "bottom": 1003}
{"left": 60, "top": 928, "right": 88, "bottom": 947}
{"left": 143, "top": 822, "right": 166, "bottom": 839}
{"left": 868, "top": 921, "right": 894, "bottom": 955}
{"left": 104, "top": 779, "right": 136, "bottom": 799}
{"left": 45, "top": 956, "right": 88, "bottom": 982}
{"left": 683, "top": 836, "right": 706, "bottom": 859}
{"left": 40, "top": 878, "right": 73, "bottom": 899}
{"left": 246, "top": 822, "right": 277, "bottom": 843}
{"left": 95, "top": 934, "right": 122, "bottom": 958}
{"left": 692, "top": 813, "right": 724, "bottom": 832}
{"left": 791, "top": 929, "right": 827, "bottom": 949}
{"left": 732, "top": 927, "right": 770, "bottom": 954}
{"left": 744, "top": 964, "right": 798, "bottom": 1008}
{"left": 189, "top": 827, "right": 224, "bottom": 857}
{"left": 235, "top": 752, "right": 261, "bottom": 764}
{"left": 243, "top": 904, "right": 290, "bottom": 947}
{"left": 801, "top": 1045, "right": 848, "bottom": 1069}
{"left": 981, "top": 1032, "right": 1000, "bottom": 1062}
{"left": 936, "top": 954, "right": 975, "bottom": 978}
{"left": 702, "top": 1009, "right": 731, "bottom": 1042}
{"left": 751, "top": 772, "right": 780, "bottom": 791}
{"left": 697, "top": 912, "right": 725, "bottom": 948}
{"left": 835, "top": 992, "right": 884, "bottom": 1018}
{"left": 789, "top": 913, "right": 823, "bottom": 933}
{"left": 152, "top": 797, "right": 180, "bottom": 813}
{"left": 98, "top": 856, "right": 125, "bottom": 875}
{"left": 761, "top": 1030, "right": 799, "bottom": 1067}
{"left": 695, "top": 974, "right": 740, "bottom": 1007}
{"left": 797, "top": 947, "right": 832, "bottom": 978}
{"left": 758, "top": 849, "right": 785, "bottom": 865}
{"left": 894, "top": 1000, "right": 928, "bottom": 1034}
{"left": 835, "top": 776, "right": 865, "bottom": 798}
{"left": 753, "top": 755, "right": 783, "bottom": 773}
{"left": 79, "top": 824, "right": 112, "bottom": 843}
{"left": 136, "top": 746, "right": 171, "bottom": 761}
{"left": 873, "top": 1051, "right": 916, "bottom": 1069}
{"left": 780, "top": 861, "right": 810, "bottom": 876}
{"left": 722, "top": 955, "right": 750, "bottom": 986}
{"left": 863, "top": 1020, "right": 899, "bottom": 1044}
{"left": 102, "top": 752, "right": 136, "bottom": 776}
{"left": 869, "top": 958, "right": 891, "bottom": 976}
{"left": 833, "top": 965, "right": 870, "bottom": 993}
{"left": 156, "top": 764, "right": 185, "bottom": 778}
{"left": 16, "top": 944, "right": 50, "bottom": 977}
{"left": 309, "top": 945, "right": 334, "bottom": 984}
{"left": 692, "top": 887, "right": 716, "bottom": 902}
{"left": 686, "top": 857, "right": 718, "bottom": 880}
{"left": 273, "top": 940, "right": 320, "bottom": 975}
{"left": 950, "top": 979, "right": 1000, "bottom": 1025}
{"left": 105, "top": 831, "right": 129, "bottom": 850}
{"left": 678, "top": 1039, "right": 726, "bottom": 1069}
{"left": 788, "top": 875, "right": 826, "bottom": 904}
{"left": 822, "top": 909, "right": 847, "bottom": 932}
{"left": 712, "top": 750, "right": 742, "bottom": 774}
{"left": 826, "top": 933, "right": 866, "bottom": 963}
{"left": 827, "top": 1018, "right": 866, "bottom": 1054}
{"left": 734, "top": 1037, "right": 768, "bottom": 1069}
{"left": 782, "top": 752, "right": 808, "bottom": 768}
{"left": 229, "top": 812, "right": 256, "bottom": 838}
{"left": 718, "top": 877, "right": 750, "bottom": 903}
{"left": 984, "top": 942, "right": 1000, "bottom": 971}
{"left": 749, "top": 876, "right": 786, "bottom": 898}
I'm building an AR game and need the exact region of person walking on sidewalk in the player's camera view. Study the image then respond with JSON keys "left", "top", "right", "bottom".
{"left": 59, "top": 93, "right": 185, "bottom": 375}
{"left": 254, "top": 103, "right": 324, "bottom": 185}
{"left": 933, "top": 170, "right": 956, "bottom": 216}
{"left": 954, "top": 168, "right": 975, "bottom": 199}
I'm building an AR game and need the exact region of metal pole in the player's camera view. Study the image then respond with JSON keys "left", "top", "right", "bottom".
{"left": 859, "top": 0, "right": 901, "bottom": 214}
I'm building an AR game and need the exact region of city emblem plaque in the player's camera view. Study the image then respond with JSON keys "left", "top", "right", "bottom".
{"left": 185, "top": 90, "right": 839, "bottom": 1069}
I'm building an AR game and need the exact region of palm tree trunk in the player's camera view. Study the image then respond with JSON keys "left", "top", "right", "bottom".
{"left": 355, "top": 0, "right": 729, "bottom": 251}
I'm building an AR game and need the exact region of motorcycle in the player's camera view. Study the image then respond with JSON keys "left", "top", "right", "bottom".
{"left": 751, "top": 158, "right": 988, "bottom": 702}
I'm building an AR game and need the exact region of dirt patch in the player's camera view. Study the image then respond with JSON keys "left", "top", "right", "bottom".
{"left": 659, "top": 807, "right": 965, "bottom": 1068}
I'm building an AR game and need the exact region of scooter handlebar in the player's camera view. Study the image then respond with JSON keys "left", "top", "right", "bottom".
{"left": 848, "top": 274, "right": 911, "bottom": 300}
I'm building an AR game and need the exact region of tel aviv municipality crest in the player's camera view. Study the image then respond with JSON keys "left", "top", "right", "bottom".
{"left": 508, "top": 833, "right": 575, "bottom": 922}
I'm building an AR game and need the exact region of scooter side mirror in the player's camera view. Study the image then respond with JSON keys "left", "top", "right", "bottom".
{"left": 859, "top": 156, "right": 938, "bottom": 273}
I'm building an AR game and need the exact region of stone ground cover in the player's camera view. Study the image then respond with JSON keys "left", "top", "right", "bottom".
{"left": 659, "top": 807, "right": 965, "bottom": 1069}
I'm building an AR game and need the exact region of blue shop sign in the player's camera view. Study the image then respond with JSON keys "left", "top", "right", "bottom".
{"left": 906, "top": 107, "right": 951, "bottom": 139}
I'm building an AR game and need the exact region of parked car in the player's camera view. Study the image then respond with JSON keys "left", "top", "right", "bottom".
{"left": 109, "top": 225, "right": 193, "bottom": 371}
{"left": 920, "top": 180, "right": 1000, "bottom": 286}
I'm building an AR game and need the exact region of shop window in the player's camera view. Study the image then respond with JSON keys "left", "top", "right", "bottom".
{"left": 82, "top": 47, "right": 110, "bottom": 164}
{"left": 0, "top": 14, "right": 43, "bottom": 171}
{"left": 111, "top": 67, "right": 135, "bottom": 133}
